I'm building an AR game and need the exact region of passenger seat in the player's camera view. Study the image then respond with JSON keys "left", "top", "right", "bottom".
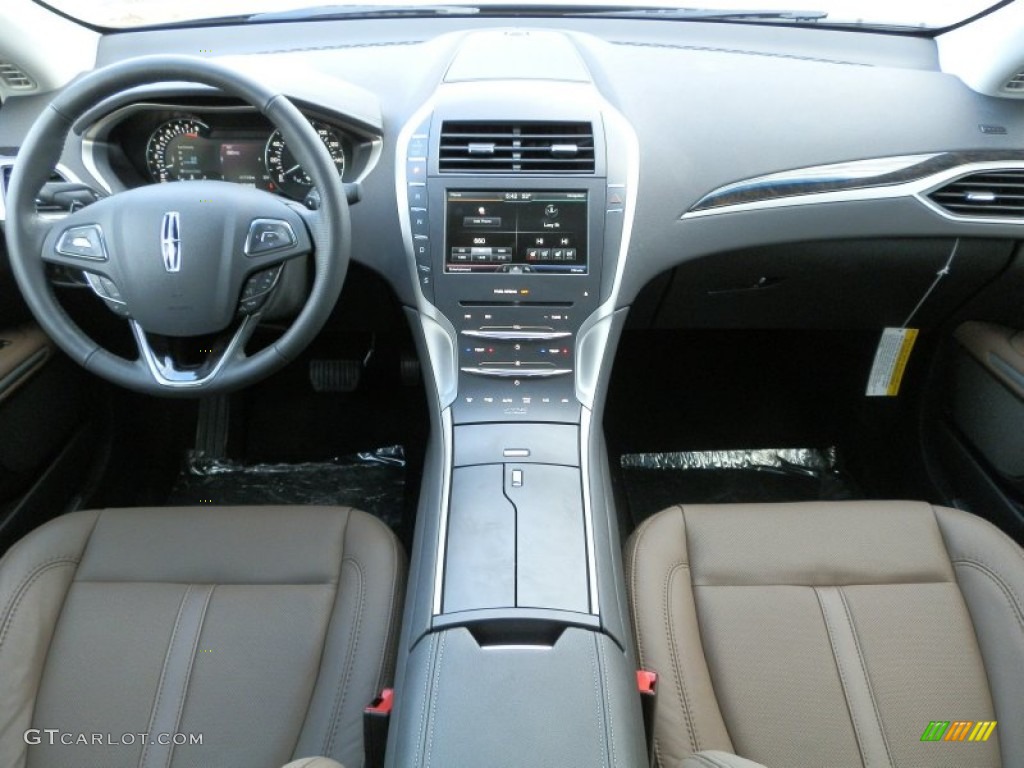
{"left": 625, "top": 501, "right": 1023, "bottom": 768}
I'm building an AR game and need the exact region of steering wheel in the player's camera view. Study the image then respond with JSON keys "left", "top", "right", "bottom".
{"left": 4, "top": 55, "right": 350, "bottom": 396}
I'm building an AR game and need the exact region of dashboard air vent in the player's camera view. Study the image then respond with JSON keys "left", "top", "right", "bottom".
{"left": 439, "top": 121, "right": 595, "bottom": 174}
{"left": 929, "top": 171, "right": 1024, "bottom": 218}
{"left": 0, "top": 61, "right": 34, "bottom": 90}
{"left": 1004, "top": 70, "right": 1024, "bottom": 92}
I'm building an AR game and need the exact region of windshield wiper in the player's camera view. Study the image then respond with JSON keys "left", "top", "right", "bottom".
{"left": 580, "top": 6, "right": 828, "bottom": 22}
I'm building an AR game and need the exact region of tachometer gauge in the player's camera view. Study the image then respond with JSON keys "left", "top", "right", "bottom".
{"left": 146, "top": 117, "right": 211, "bottom": 182}
{"left": 265, "top": 121, "right": 346, "bottom": 200}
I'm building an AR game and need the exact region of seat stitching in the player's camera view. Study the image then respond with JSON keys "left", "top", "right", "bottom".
{"left": 324, "top": 557, "right": 365, "bottom": 756}
{"left": 627, "top": 512, "right": 648, "bottom": 670}
{"left": 372, "top": 522, "right": 401, "bottom": 693}
{"left": 598, "top": 637, "right": 618, "bottom": 768}
{"left": 592, "top": 632, "right": 618, "bottom": 767}
{"left": 415, "top": 634, "right": 436, "bottom": 765}
{"left": 628, "top": 505, "right": 682, "bottom": 672}
{"left": 654, "top": 739, "right": 667, "bottom": 768}
{"left": 665, "top": 559, "right": 701, "bottom": 753}
{"left": 814, "top": 587, "right": 870, "bottom": 768}
{"left": 951, "top": 559, "right": 1024, "bottom": 631}
{"left": 165, "top": 584, "right": 214, "bottom": 768}
{"left": 140, "top": 584, "right": 192, "bottom": 768}
{"left": 0, "top": 557, "right": 79, "bottom": 654}
{"left": 424, "top": 631, "right": 446, "bottom": 768}
{"left": 934, "top": 504, "right": 1024, "bottom": 567}
{"left": 839, "top": 587, "right": 895, "bottom": 768}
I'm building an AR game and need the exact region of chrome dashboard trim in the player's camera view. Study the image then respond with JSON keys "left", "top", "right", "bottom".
{"left": 689, "top": 153, "right": 941, "bottom": 212}
{"left": 129, "top": 314, "right": 256, "bottom": 389}
{"left": 579, "top": 405, "right": 600, "bottom": 615}
{"left": 395, "top": 95, "right": 461, "bottom": 618}
{"left": 683, "top": 155, "right": 1024, "bottom": 224}
{"left": 431, "top": 407, "right": 454, "bottom": 617}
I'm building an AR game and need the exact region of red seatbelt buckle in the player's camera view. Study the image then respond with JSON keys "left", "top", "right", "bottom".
{"left": 637, "top": 670, "right": 658, "bottom": 696}
{"left": 365, "top": 688, "right": 394, "bottom": 716}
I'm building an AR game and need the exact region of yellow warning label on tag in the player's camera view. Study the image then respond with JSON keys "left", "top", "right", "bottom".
{"left": 866, "top": 328, "right": 919, "bottom": 397}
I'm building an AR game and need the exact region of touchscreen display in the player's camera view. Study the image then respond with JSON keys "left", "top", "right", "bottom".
{"left": 445, "top": 190, "right": 587, "bottom": 274}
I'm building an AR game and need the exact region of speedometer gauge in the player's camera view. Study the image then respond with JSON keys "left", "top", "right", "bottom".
{"left": 265, "top": 121, "right": 346, "bottom": 200}
{"left": 146, "top": 118, "right": 211, "bottom": 182}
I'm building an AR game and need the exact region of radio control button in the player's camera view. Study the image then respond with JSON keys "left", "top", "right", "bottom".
{"left": 408, "top": 135, "right": 428, "bottom": 158}
{"left": 408, "top": 184, "right": 426, "bottom": 207}
{"left": 413, "top": 236, "right": 430, "bottom": 263}
{"left": 407, "top": 159, "right": 426, "bottom": 181}
{"left": 411, "top": 208, "right": 429, "bottom": 237}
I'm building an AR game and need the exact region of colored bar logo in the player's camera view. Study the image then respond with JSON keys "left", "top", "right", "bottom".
{"left": 921, "top": 721, "right": 997, "bottom": 742}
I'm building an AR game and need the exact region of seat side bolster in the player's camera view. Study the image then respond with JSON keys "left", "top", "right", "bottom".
{"left": 0, "top": 509, "right": 101, "bottom": 768}
{"left": 624, "top": 506, "right": 734, "bottom": 767}
{"left": 934, "top": 505, "right": 1024, "bottom": 767}
{"left": 280, "top": 758, "right": 345, "bottom": 768}
{"left": 295, "top": 509, "right": 406, "bottom": 767}
{"left": 681, "top": 750, "right": 769, "bottom": 768}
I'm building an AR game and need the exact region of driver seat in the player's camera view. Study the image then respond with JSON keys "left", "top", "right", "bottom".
{"left": 0, "top": 505, "right": 405, "bottom": 768}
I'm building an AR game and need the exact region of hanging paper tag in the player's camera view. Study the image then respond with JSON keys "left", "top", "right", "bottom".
{"left": 866, "top": 328, "right": 918, "bottom": 397}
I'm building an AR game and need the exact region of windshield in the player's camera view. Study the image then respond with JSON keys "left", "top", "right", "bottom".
{"left": 39, "top": 0, "right": 1007, "bottom": 30}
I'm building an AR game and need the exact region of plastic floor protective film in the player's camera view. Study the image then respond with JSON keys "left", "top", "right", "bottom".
{"left": 167, "top": 445, "right": 406, "bottom": 531}
{"left": 620, "top": 447, "right": 860, "bottom": 527}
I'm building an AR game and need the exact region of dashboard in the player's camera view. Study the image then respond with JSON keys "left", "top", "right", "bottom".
{"left": 3, "top": 17, "right": 1024, "bottom": 335}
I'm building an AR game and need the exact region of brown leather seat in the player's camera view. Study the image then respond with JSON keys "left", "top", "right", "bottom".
{"left": 625, "top": 501, "right": 1023, "bottom": 768}
{"left": 0, "top": 506, "right": 405, "bottom": 768}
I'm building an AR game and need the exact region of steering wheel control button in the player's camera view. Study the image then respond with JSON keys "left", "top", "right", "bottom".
{"left": 84, "top": 272, "right": 130, "bottom": 316}
{"left": 56, "top": 225, "right": 108, "bottom": 261}
{"left": 245, "top": 219, "right": 297, "bottom": 257}
{"left": 239, "top": 265, "right": 283, "bottom": 313}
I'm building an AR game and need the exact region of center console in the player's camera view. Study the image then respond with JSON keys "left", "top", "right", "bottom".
{"left": 389, "top": 29, "right": 644, "bottom": 768}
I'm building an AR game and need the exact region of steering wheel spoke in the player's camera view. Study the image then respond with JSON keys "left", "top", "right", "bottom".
{"left": 130, "top": 315, "right": 259, "bottom": 388}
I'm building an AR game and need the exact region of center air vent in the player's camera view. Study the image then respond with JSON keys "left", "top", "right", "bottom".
{"left": 439, "top": 121, "right": 595, "bottom": 174}
{"left": 928, "top": 170, "right": 1024, "bottom": 218}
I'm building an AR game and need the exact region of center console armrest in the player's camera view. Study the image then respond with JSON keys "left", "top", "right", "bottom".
{"left": 386, "top": 627, "right": 646, "bottom": 767}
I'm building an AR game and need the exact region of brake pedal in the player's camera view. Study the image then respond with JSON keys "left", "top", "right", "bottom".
{"left": 310, "top": 359, "right": 363, "bottom": 393}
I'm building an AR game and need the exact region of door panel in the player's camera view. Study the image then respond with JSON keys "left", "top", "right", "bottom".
{"left": 0, "top": 323, "right": 51, "bottom": 403}
{"left": 951, "top": 322, "right": 1024, "bottom": 487}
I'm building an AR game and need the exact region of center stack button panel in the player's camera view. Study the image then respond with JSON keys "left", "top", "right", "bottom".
{"left": 455, "top": 305, "right": 579, "bottom": 421}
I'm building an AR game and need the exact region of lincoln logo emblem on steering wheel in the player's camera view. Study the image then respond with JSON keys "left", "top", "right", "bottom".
{"left": 161, "top": 212, "right": 182, "bottom": 273}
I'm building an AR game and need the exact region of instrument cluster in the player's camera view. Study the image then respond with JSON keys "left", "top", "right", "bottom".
{"left": 105, "top": 105, "right": 374, "bottom": 203}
